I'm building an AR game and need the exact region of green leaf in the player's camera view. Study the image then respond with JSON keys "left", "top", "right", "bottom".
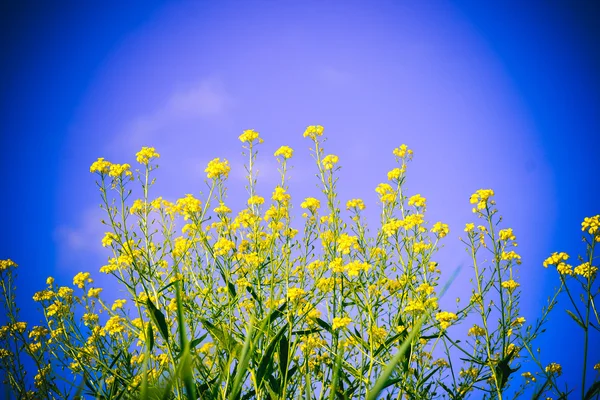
{"left": 146, "top": 323, "right": 155, "bottom": 353}
{"left": 158, "top": 280, "right": 179, "bottom": 294}
{"left": 201, "top": 318, "right": 242, "bottom": 357}
{"left": 108, "top": 350, "right": 123, "bottom": 369}
{"left": 231, "top": 317, "right": 256, "bottom": 400}
{"left": 494, "top": 346, "right": 520, "bottom": 391}
{"left": 565, "top": 309, "right": 585, "bottom": 329}
{"left": 585, "top": 381, "right": 600, "bottom": 400}
{"left": 315, "top": 318, "right": 332, "bottom": 333}
{"left": 367, "top": 315, "right": 425, "bottom": 400}
{"left": 268, "top": 301, "right": 288, "bottom": 323}
{"left": 278, "top": 334, "right": 289, "bottom": 379}
{"left": 256, "top": 322, "right": 289, "bottom": 389}
{"left": 189, "top": 332, "right": 209, "bottom": 351}
{"left": 146, "top": 298, "right": 170, "bottom": 344}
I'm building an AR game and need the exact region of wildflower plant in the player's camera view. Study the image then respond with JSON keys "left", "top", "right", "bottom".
{"left": 0, "top": 128, "right": 598, "bottom": 399}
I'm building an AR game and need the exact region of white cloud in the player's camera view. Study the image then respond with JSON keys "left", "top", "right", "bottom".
{"left": 317, "top": 66, "right": 354, "bottom": 85}
{"left": 54, "top": 206, "right": 107, "bottom": 270}
{"left": 115, "top": 78, "right": 232, "bottom": 151}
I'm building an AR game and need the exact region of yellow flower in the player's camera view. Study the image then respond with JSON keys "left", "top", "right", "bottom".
{"left": 177, "top": 194, "right": 202, "bottom": 220}
{"left": 104, "top": 315, "right": 126, "bottom": 336}
{"left": 316, "top": 277, "right": 334, "bottom": 293}
{"left": 392, "top": 144, "right": 413, "bottom": 159}
{"left": 329, "top": 258, "right": 345, "bottom": 273}
{"left": 214, "top": 237, "right": 236, "bottom": 256}
{"left": 435, "top": 311, "right": 458, "bottom": 330}
{"left": 322, "top": 154, "right": 339, "bottom": 170}
{"left": 213, "top": 202, "right": 232, "bottom": 214}
{"left": 274, "top": 145, "right": 293, "bottom": 159}
{"left": 332, "top": 317, "right": 352, "bottom": 330}
{"left": 337, "top": 234, "right": 358, "bottom": 255}
{"left": 501, "top": 279, "right": 520, "bottom": 292}
{"left": 346, "top": 198, "right": 365, "bottom": 210}
{"left": 205, "top": 158, "right": 230, "bottom": 180}
{"left": 431, "top": 222, "right": 449, "bottom": 238}
{"left": 345, "top": 260, "right": 370, "bottom": 277}
{"left": 101, "top": 232, "right": 117, "bottom": 247}
{"left": 467, "top": 324, "right": 486, "bottom": 336}
{"left": 301, "top": 197, "right": 321, "bottom": 212}
{"left": 135, "top": 147, "right": 160, "bottom": 165}
{"left": 87, "top": 288, "right": 103, "bottom": 298}
{"left": 574, "top": 262, "right": 597, "bottom": 278}
{"left": 303, "top": 125, "right": 324, "bottom": 140}
{"left": 375, "top": 183, "right": 396, "bottom": 203}
{"left": 287, "top": 287, "right": 306, "bottom": 300}
{"left": 543, "top": 252, "right": 569, "bottom": 268}
{"left": 556, "top": 263, "right": 573, "bottom": 275}
{"left": 112, "top": 299, "right": 127, "bottom": 311}
{"left": 593, "top": 362, "right": 600, "bottom": 371}
{"left": 73, "top": 272, "right": 93, "bottom": 289}
{"left": 522, "top": 372, "right": 536, "bottom": 382}
{"left": 89, "top": 158, "right": 112, "bottom": 174}
{"left": 408, "top": 194, "right": 426, "bottom": 208}
{"left": 464, "top": 223, "right": 475, "bottom": 232}
{"left": 272, "top": 186, "right": 291, "bottom": 203}
{"left": 387, "top": 167, "right": 404, "bottom": 181}
{"left": 0, "top": 259, "right": 17, "bottom": 271}
{"left": 239, "top": 129, "right": 261, "bottom": 143}
{"left": 403, "top": 214, "right": 425, "bottom": 230}
{"left": 501, "top": 251, "right": 522, "bottom": 264}
{"left": 499, "top": 228, "right": 516, "bottom": 241}
{"left": 108, "top": 163, "right": 132, "bottom": 178}
{"left": 413, "top": 241, "right": 431, "bottom": 253}
{"left": 29, "top": 326, "right": 49, "bottom": 340}
{"left": 83, "top": 313, "right": 99, "bottom": 326}
{"left": 382, "top": 219, "right": 403, "bottom": 237}
{"left": 369, "top": 325, "right": 387, "bottom": 344}
{"left": 247, "top": 195, "right": 265, "bottom": 206}
{"left": 545, "top": 362, "right": 562, "bottom": 376}
{"left": 469, "top": 189, "right": 494, "bottom": 212}
{"left": 130, "top": 199, "right": 144, "bottom": 214}
{"left": 199, "top": 342, "right": 214, "bottom": 354}
{"left": 582, "top": 215, "right": 600, "bottom": 236}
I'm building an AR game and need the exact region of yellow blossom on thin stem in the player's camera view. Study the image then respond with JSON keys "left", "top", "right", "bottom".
{"left": 408, "top": 194, "right": 426, "bottom": 208}
{"left": 135, "top": 147, "right": 160, "bottom": 165}
{"left": 0, "top": 259, "right": 17, "bottom": 271}
{"left": 274, "top": 145, "right": 293, "bottom": 159}
{"left": 239, "top": 129, "right": 261, "bottom": 143}
{"left": 431, "top": 222, "right": 449, "bottom": 238}
{"left": 301, "top": 197, "right": 320, "bottom": 211}
{"left": 392, "top": 144, "right": 413, "bottom": 159}
{"left": 436, "top": 311, "right": 458, "bottom": 330}
{"left": 205, "top": 158, "right": 230, "bottom": 180}
{"left": 501, "top": 279, "right": 520, "bottom": 292}
{"left": 332, "top": 317, "right": 352, "bottom": 330}
{"left": 470, "top": 189, "right": 494, "bottom": 212}
{"left": 574, "top": 262, "right": 597, "bottom": 278}
{"left": 543, "top": 252, "right": 569, "bottom": 268}
{"left": 303, "top": 125, "right": 324, "bottom": 140}
{"left": 73, "top": 272, "right": 93, "bottom": 289}
{"left": 499, "top": 228, "right": 516, "bottom": 241}
{"left": 346, "top": 198, "right": 365, "bottom": 210}
{"left": 545, "top": 363, "right": 562, "bottom": 376}
{"left": 89, "top": 158, "right": 111, "bottom": 174}
{"left": 321, "top": 154, "right": 339, "bottom": 170}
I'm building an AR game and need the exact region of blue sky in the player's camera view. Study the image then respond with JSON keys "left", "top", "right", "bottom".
{"left": 1, "top": 0, "right": 599, "bottom": 395}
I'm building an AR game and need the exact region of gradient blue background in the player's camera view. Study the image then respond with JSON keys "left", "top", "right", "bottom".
{"left": 1, "top": 1, "right": 599, "bottom": 396}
